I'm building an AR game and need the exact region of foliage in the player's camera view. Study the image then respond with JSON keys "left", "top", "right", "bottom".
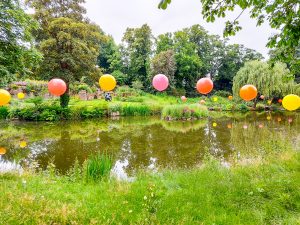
{"left": 0, "top": 107, "right": 9, "bottom": 119}
{"left": 85, "top": 153, "right": 112, "bottom": 182}
{"left": 213, "top": 90, "right": 232, "bottom": 98}
{"left": 121, "top": 24, "right": 152, "bottom": 87}
{"left": 162, "top": 104, "right": 208, "bottom": 120}
{"left": 158, "top": 0, "right": 300, "bottom": 63}
{"left": 1, "top": 145, "right": 299, "bottom": 224}
{"left": 131, "top": 80, "right": 144, "bottom": 90}
{"left": 111, "top": 70, "right": 128, "bottom": 86}
{"left": 0, "top": 0, "right": 42, "bottom": 87}
{"left": 233, "top": 61, "right": 299, "bottom": 100}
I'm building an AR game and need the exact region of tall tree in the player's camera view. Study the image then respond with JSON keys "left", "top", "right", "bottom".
{"left": 121, "top": 24, "right": 152, "bottom": 87}
{"left": 158, "top": 0, "right": 300, "bottom": 61}
{"left": 151, "top": 50, "right": 177, "bottom": 88}
{"left": 27, "top": 0, "right": 104, "bottom": 107}
{"left": 233, "top": 61, "right": 299, "bottom": 107}
{"left": 0, "top": 0, "right": 41, "bottom": 87}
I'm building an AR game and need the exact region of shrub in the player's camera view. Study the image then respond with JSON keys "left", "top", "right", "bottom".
{"left": 132, "top": 80, "right": 144, "bottom": 90}
{"left": 24, "top": 96, "right": 44, "bottom": 106}
{"left": 162, "top": 104, "right": 208, "bottom": 120}
{"left": 213, "top": 90, "right": 232, "bottom": 98}
{"left": 85, "top": 153, "right": 112, "bottom": 182}
{"left": 0, "top": 107, "right": 9, "bottom": 119}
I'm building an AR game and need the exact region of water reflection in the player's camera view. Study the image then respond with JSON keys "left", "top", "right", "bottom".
{"left": 0, "top": 112, "right": 299, "bottom": 178}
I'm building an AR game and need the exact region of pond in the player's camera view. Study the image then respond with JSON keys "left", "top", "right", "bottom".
{"left": 0, "top": 112, "right": 299, "bottom": 179}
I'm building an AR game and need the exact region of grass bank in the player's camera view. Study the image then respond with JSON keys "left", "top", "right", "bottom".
{"left": 0, "top": 90, "right": 286, "bottom": 121}
{"left": 1, "top": 149, "right": 299, "bottom": 224}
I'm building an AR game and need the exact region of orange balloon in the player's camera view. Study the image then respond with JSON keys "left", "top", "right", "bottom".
{"left": 0, "top": 147, "right": 6, "bottom": 155}
{"left": 200, "top": 100, "right": 206, "bottom": 104}
{"left": 239, "top": 85, "right": 257, "bottom": 101}
{"left": 196, "top": 78, "right": 213, "bottom": 95}
{"left": 48, "top": 79, "right": 67, "bottom": 96}
{"left": 278, "top": 99, "right": 282, "bottom": 103}
{"left": 228, "top": 96, "right": 233, "bottom": 100}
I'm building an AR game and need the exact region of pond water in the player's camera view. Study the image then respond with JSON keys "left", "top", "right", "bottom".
{"left": 0, "top": 112, "right": 299, "bottom": 179}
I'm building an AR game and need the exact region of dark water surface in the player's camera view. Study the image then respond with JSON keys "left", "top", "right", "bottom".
{"left": 0, "top": 112, "right": 299, "bottom": 179}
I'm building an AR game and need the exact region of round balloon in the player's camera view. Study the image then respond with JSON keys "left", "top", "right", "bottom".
{"left": 260, "top": 95, "right": 265, "bottom": 100}
{"left": 152, "top": 74, "right": 169, "bottom": 91}
{"left": 17, "top": 92, "right": 25, "bottom": 99}
{"left": 99, "top": 74, "right": 116, "bottom": 91}
{"left": 0, "top": 89, "right": 11, "bottom": 106}
{"left": 278, "top": 99, "right": 282, "bottom": 104}
{"left": 228, "top": 96, "right": 233, "bottom": 100}
{"left": 0, "top": 147, "right": 6, "bottom": 155}
{"left": 282, "top": 94, "right": 300, "bottom": 111}
{"left": 48, "top": 79, "right": 67, "bottom": 96}
{"left": 181, "top": 96, "right": 187, "bottom": 102}
{"left": 196, "top": 78, "right": 213, "bottom": 95}
{"left": 239, "top": 85, "right": 257, "bottom": 101}
{"left": 200, "top": 100, "right": 206, "bottom": 104}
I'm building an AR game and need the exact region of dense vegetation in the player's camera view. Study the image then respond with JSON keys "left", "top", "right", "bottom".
{"left": 2, "top": 0, "right": 298, "bottom": 100}
{"left": 1, "top": 135, "right": 299, "bottom": 224}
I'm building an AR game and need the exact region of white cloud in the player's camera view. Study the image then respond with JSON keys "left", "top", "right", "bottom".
{"left": 85, "top": 0, "right": 276, "bottom": 58}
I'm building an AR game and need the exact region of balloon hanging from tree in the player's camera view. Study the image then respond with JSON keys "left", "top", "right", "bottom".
{"left": 48, "top": 79, "right": 67, "bottom": 96}
{"left": 282, "top": 94, "right": 300, "bottom": 111}
{"left": 0, "top": 89, "right": 11, "bottom": 106}
{"left": 239, "top": 85, "right": 257, "bottom": 101}
{"left": 196, "top": 78, "right": 213, "bottom": 95}
{"left": 152, "top": 74, "right": 169, "bottom": 91}
{"left": 99, "top": 74, "right": 117, "bottom": 91}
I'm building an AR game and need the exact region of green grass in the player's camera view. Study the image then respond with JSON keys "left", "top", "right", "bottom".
{"left": 0, "top": 149, "right": 299, "bottom": 224}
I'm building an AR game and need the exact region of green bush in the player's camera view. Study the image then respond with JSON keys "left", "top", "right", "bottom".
{"left": 121, "top": 104, "right": 151, "bottom": 116}
{"left": 0, "top": 107, "right": 9, "bottom": 119}
{"left": 162, "top": 104, "right": 208, "bottom": 120}
{"left": 213, "top": 90, "right": 232, "bottom": 97}
{"left": 24, "top": 96, "right": 44, "bottom": 106}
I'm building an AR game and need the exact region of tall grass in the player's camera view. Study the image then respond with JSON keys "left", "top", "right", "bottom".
{"left": 85, "top": 153, "right": 112, "bottom": 182}
{"left": 162, "top": 104, "right": 208, "bottom": 120}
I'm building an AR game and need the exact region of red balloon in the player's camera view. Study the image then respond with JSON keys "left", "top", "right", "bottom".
{"left": 48, "top": 79, "right": 67, "bottom": 96}
{"left": 278, "top": 99, "right": 282, "bottom": 103}
{"left": 239, "top": 85, "right": 257, "bottom": 101}
{"left": 196, "top": 78, "right": 213, "bottom": 95}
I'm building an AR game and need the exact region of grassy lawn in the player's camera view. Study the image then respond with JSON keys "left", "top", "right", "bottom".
{"left": 1, "top": 148, "right": 299, "bottom": 224}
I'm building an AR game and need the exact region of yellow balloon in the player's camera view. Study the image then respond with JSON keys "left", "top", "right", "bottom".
{"left": 0, "top": 147, "right": 6, "bottom": 155}
{"left": 17, "top": 92, "right": 25, "bottom": 99}
{"left": 0, "top": 89, "right": 11, "bottom": 106}
{"left": 282, "top": 94, "right": 300, "bottom": 111}
{"left": 99, "top": 74, "right": 116, "bottom": 91}
{"left": 20, "top": 141, "right": 27, "bottom": 148}
{"left": 213, "top": 97, "right": 218, "bottom": 102}
{"left": 213, "top": 122, "right": 217, "bottom": 127}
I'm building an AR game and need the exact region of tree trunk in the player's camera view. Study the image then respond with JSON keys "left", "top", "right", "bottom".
{"left": 60, "top": 83, "right": 70, "bottom": 108}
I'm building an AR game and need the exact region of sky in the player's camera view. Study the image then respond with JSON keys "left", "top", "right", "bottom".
{"left": 85, "top": 0, "right": 275, "bottom": 58}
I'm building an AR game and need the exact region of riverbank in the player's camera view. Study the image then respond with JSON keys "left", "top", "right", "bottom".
{"left": 0, "top": 92, "right": 284, "bottom": 121}
{"left": 1, "top": 146, "right": 299, "bottom": 224}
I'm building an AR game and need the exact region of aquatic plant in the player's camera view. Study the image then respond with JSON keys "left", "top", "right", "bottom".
{"left": 85, "top": 153, "right": 112, "bottom": 182}
{"left": 161, "top": 104, "right": 208, "bottom": 120}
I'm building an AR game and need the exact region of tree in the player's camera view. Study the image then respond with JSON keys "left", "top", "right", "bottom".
{"left": 151, "top": 50, "right": 177, "bottom": 87}
{"left": 232, "top": 61, "right": 299, "bottom": 107}
{"left": 121, "top": 24, "right": 153, "bottom": 88}
{"left": 215, "top": 44, "right": 263, "bottom": 91}
{"left": 27, "top": 0, "right": 104, "bottom": 107}
{"left": 0, "top": 0, "right": 42, "bottom": 87}
{"left": 158, "top": 0, "right": 300, "bottom": 62}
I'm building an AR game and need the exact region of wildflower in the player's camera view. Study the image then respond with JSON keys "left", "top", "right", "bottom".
{"left": 144, "top": 196, "right": 147, "bottom": 200}
{"left": 129, "top": 210, "right": 133, "bottom": 213}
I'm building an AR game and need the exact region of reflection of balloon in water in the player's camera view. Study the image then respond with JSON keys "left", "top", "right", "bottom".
{"left": 152, "top": 74, "right": 169, "bottom": 91}
{"left": 181, "top": 96, "right": 187, "bottom": 102}
{"left": 243, "top": 125, "right": 248, "bottom": 129}
{"left": 0, "top": 89, "right": 11, "bottom": 106}
{"left": 212, "top": 122, "right": 217, "bottom": 127}
{"left": 20, "top": 141, "right": 27, "bottom": 148}
{"left": 99, "top": 74, "right": 117, "bottom": 91}
{"left": 200, "top": 100, "right": 206, "bottom": 104}
{"left": 0, "top": 147, "right": 6, "bottom": 155}
{"left": 228, "top": 96, "right": 233, "bottom": 100}
{"left": 17, "top": 92, "right": 25, "bottom": 99}
{"left": 239, "top": 85, "right": 257, "bottom": 101}
{"left": 277, "top": 117, "right": 282, "bottom": 122}
{"left": 196, "top": 78, "right": 213, "bottom": 95}
{"left": 282, "top": 94, "right": 300, "bottom": 111}
{"left": 48, "top": 79, "right": 67, "bottom": 96}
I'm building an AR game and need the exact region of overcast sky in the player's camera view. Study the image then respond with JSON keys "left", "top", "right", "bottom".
{"left": 85, "top": 0, "right": 275, "bottom": 58}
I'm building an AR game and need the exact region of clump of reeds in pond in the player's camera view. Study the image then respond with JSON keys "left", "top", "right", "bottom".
{"left": 85, "top": 152, "right": 112, "bottom": 182}
{"left": 162, "top": 104, "right": 208, "bottom": 120}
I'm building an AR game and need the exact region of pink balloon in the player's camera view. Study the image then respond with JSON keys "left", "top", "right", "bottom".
{"left": 152, "top": 74, "right": 169, "bottom": 91}
{"left": 181, "top": 96, "right": 187, "bottom": 102}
